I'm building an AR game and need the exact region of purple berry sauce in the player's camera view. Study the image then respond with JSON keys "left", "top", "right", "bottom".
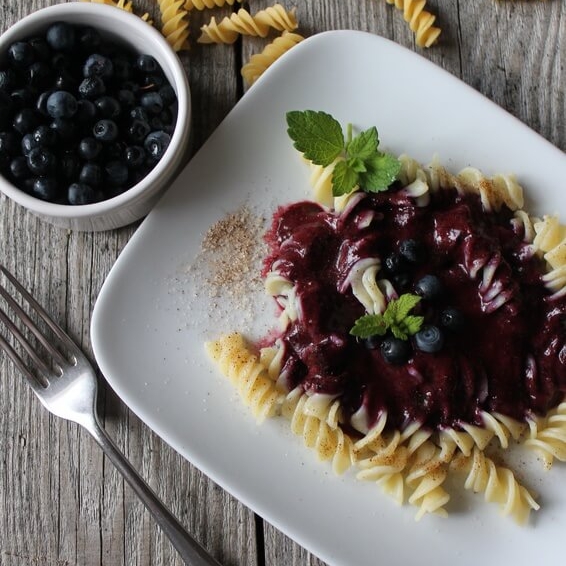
{"left": 262, "top": 185, "right": 566, "bottom": 434}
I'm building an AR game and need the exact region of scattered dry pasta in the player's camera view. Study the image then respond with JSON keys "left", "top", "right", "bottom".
{"left": 184, "top": 0, "right": 243, "bottom": 9}
{"left": 198, "top": 4, "right": 298, "bottom": 44}
{"left": 241, "top": 31, "right": 305, "bottom": 85}
{"left": 385, "top": 0, "right": 441, "bottom": 48}
{"left": 158, "top": 0, "right": 191, "bottom": 51}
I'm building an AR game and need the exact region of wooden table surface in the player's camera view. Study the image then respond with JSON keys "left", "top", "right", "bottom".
{"left": 0, "top": 1, "right": 564, "bottom": 565}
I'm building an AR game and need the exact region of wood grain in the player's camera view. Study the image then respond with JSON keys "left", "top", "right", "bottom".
{"left": 0, "top": 1, "right": 564, "bottom": 566}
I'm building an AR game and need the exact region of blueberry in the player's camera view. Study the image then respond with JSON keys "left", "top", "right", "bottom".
{"left": 33, "top": 125, "right": 57, "bottom": 147}
{"left": 392, "top": 272, "right": 411, "bottom": 292}
{"left": 384, "top": 252, "right": 406, "bottom": 275}
{"left": 55, "top": 70, "right": 77, "bottom": 91}
{"left": 141, "top": 73, "right": 165, "bottom": 89}
{"left": 27, "top": 147, "right": 56, "bottom": 175}
{"left": 51, "top": 52, "right": 73, "bottom": 70}
{"left": 380, "top": 337, "right": 411, "bottom": 365}
{"left": 36, "top": 90, "right": 54, "bottom": 116}
{"left": 28, "top": 61, "right": 51, "bottom": 90}
{"left": 11, "top": 89, "right": 35, "bottom": 109}
{"left": 68, "top": 182, "right": 97, "bottom": 205}
{"left": 158, "top": 84, "right": 176, "bottom": 106}
{"left": 77, "top": 26, "right": 102, "bottom": 53}
{"left": 104, "top": 160, "right": 128, "bottom": 186}
{"left": 94, "top": 96, "right": 120, "bottom": 118}
{"left": 102, "top": 141, "right": 125, "bottom": 160}
{"left": 0, "top": 69, "right": 18, "bottom": 91}
{"left": 399, "top": 239, "right": 426, "bottom": 265}
{"left": 135, "top": 54, "right": 158, "bottom": 74}
{"left": 49, "top": 118, "right": 76, "bottom": 143}
{"left": 28, "top": 36, "right": 51, "bottom": 62}
{"left": 0, "top": 91, "right": 14, "bottom": 128}
{"left": 414, "top": 274, "right": 443, "bottom": 301}
{"left": 93, "top": 119, "right": 118, "bottom": 142}
{"left": 124, "top": 145, "right": 145, "bottom": 168}
{"left": 46, "top": 91, "right": 78, "bottom": 119}
{"left": 78, "top": 137, "right": 101, "bottom": 160}
{"left": 129, "top": 106, "right": 148, "bottom": 122}
{"left": 78, "top": 77, "right": 106, "bottom": 99}
{"left": 8, "top": 41, "right": 35, "bottom": 68}
{"left": 117, "top": 89, "right": 135, "bottom": 108}
{"left": 0, "top": 131, "right": 20, "bottom": 155}
{"left": 414, "top": 325, "right": 444, "bottom": 353}
{"left": 112, "top": 56, "right": 132, "bottom": 81}
{"left": 140, "top": 92, "right": 163, "bottom": 114}
{"left": 79, "top": 163, "right": 103, "bottom": 187}
{"left": 58, "top": 151, "right": 79, "bottom": 181}
{"left": 32, "top": 177, "right": 59, "bottom": 201}
{"left": 46, "top": 22, "right": 76, "bottom": 52}
{"left": 363, "top": 336, "right": 381, "bottom": 350}
{"left": 127, "top": 118, "right": 150, "bottom": 143}
{"left": 13, "top": 108, "right": 39, "bottom": 134}
{"left": 21, "top": 133, "right": 40, "bottom": 156}
{"left": 440, "top": 308, "right": 466, "bottom": 333}
{"left": 83, "top": 54, "right": 113, "bottom": 79}
{"left": 144, "top": 130, "right": 170, "bottom": 161}
{"left": 10, "top": 156, "right": 30, "bottom": 179}
{"left": 76, "top": 99, "right": 96, "bottom": 122}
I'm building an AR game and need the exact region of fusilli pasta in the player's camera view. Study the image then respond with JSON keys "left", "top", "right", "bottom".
{"left": 205, "top": 332, "right": 283, "bottom": 422}
{"left": 184, "top": 0, "right": 242, "bottom": 10}
{"left": 158, "top": 0, "right": 190, "bottom": 51}
{"left": 198, "top": 4, "right": 298, "bottom": 44}
{"left": 385, "top": 0, "right": 441, "bottom": 48}
{"left": 241, "top": 31, "right": 305, "bottom": 85}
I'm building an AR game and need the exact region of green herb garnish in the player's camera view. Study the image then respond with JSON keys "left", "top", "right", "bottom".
{"left": 286, "top": 110, "right": 401, "bottom": 197}
{"left": 350, "top": 293, "right": 424, "bottom": 341}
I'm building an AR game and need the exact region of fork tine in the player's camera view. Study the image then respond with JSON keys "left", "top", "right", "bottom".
{"left": 0, "top": 304, "right": 52, "bottom": 384}
{"left": 0, "top": 319, "right": 45, "bottom": 390}
{"left": 0, "top": 265, "right": 75, "bottom": 368}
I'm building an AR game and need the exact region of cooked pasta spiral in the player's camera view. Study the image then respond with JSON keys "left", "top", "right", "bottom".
{"left": 452, "top": 447, "right": 539, "bottom": 524}
{"left": 525, "top": 401, "right": 566, "bottom": 468}
{"left": 198, "top": 4, "right": 298, "bottom": 44}
{"left": 158, "top": 0, "right": 190, "bottom": 51}
{"left": 241, "top": 31, "right": 305, "bottom": 85}
{"left": 385, "top": 0, "right": 441, "bottom": 48}
{"left": 205, "top": 333, "right": 283, "bottom": 422}
{"left": 184, "top": 0, "right": 242, "bottom": 10}
{"left": 533, "top": 215, "right": 566, "bottom": 270}
{"left": 282, "top": 388, "right": 354, "bottom": 474}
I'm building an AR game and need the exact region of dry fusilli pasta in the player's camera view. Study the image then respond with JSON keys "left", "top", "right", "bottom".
{"left": 158, "top": 0, "right": 190, "bottom": 51}
{"left": 184, "top": 0, "right": 242, "bottom": 10}
{"left": 385, "top": 0, "right": 441, "bottom": 48}
{"left": 241, "top": 31, "right": 305, "bottom": 85}
{"left": 198, "top": 4, "right": 298, "bottom": 44}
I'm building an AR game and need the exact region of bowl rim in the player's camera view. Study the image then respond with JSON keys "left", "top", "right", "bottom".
{"left": 0, "top": 1, "right": 191, "bottom": 220}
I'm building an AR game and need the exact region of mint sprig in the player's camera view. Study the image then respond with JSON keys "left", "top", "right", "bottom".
{"left": 286, "top": 110, "right": 401, "bottom": 197}
{"left": 350, "top": 294, "right": 424, "bottom": 341}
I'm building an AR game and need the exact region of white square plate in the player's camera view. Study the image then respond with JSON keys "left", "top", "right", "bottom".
{"left": 91, "top": 31, "right": 566, "bottom": 566}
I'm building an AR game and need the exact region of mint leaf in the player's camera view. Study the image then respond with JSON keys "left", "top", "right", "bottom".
{"left": 360, "top": 153, "right": 401, "bottom": 192}
{"left": 347, "top": 156, "right": 367, "bottom": 174}
{"left": 286, "top": 110, "right": 344, "bottom": 167}
{"left": 350, "top": 294, "right": 423, "bottom": 341}
{"left": 332, "top": 160, "right": 359, "bottom": 196}
{"left": 384, "top": 293, "right": 421, "bottom": 326}
{"left": 346, "top": 127, "right": 378, "bottom": 161}
{"left": 350, "top": 314, "right": 388, "bottom": 338}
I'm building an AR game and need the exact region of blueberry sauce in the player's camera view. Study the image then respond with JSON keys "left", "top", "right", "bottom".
{"left": 262, "top": 185, "right": 566, "bottom": 433}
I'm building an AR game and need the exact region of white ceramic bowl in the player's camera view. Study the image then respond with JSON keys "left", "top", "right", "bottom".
{"left": 0, "top": 2, "right": 191, "bottom": 231}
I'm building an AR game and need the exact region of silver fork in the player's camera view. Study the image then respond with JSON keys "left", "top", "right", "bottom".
{"left": 0, "top": 264, "right": 222, "bottom": 566}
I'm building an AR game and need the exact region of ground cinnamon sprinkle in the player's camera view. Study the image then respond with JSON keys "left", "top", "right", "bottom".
{"left": 201, "top": 205, "right": 266, "bottom": 298}
{"left": 178, "top": 204, "right": 269, "bottom": 335}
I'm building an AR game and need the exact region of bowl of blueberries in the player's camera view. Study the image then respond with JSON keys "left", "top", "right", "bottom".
{"left": 0, "top": 1, "right": 191, "bottom": 231}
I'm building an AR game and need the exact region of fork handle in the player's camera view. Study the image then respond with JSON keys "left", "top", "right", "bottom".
{"left": 83, "top": 415, "right": 223, "bottom": 566}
